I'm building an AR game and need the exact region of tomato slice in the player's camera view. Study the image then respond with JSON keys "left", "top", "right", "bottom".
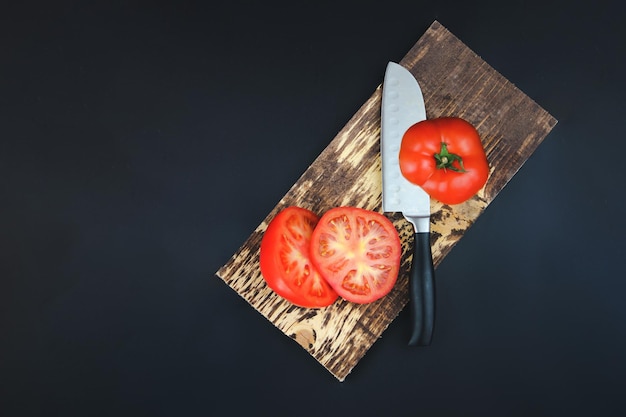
{"left": 259, "top": 206, "right": 338, "bottom": 308}
{"left": 309, "top": 207, "right": 401, "bottom": 304}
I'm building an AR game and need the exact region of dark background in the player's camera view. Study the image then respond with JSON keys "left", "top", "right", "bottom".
{"left": 2, "top": 0, "right": 625, "bottom": 415}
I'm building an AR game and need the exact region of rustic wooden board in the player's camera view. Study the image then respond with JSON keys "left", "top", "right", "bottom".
{"left": 216, "top": 21, "right": 557, "bottom": 381}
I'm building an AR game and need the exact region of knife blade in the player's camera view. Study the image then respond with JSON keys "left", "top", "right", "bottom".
{"left": 381, "top": 61, "right": 435, "bottom": 346}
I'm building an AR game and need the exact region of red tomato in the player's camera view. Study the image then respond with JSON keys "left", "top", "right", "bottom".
{"left": 309, "top": 207, "right": 401, "bottom": 304}
{"left": 259, "top": 206, "right": 338, "bottom": 308}
{"left": 399, "top": 117, "right": 489, "bottom": 205}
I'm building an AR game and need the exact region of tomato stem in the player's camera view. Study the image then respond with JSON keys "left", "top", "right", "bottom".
{"left": 434, "top": 142, "right": 466, "bottom": 173}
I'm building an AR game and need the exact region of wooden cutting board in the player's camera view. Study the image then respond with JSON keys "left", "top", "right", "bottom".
{"left": 216, "top": 21, "right": 557, "bottom": 381}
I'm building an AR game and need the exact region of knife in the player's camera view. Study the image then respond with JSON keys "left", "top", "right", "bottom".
{"left": 381, "top": 61, "right": 435, "bottom": 346}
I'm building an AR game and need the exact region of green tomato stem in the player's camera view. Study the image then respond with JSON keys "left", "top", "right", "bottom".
{"left": 434, "top": 142, "right": 466, "bottom": 173}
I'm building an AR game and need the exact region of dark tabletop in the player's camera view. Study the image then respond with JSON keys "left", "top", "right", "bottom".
{"left": 2, "top": 1, "right": 626, "bottom": 416}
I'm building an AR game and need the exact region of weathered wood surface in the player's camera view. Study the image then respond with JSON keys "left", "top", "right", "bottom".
{"left": 216, "top": 21, "right": 557, "bottom": 381}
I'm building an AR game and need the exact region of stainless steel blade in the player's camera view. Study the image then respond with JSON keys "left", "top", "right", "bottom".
{"left": 381, "top": 62, "right": 430, "bottom": 233}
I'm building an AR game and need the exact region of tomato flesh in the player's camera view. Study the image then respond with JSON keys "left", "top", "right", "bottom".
{"left": 259, "top": 206, "right": 338, "bottom": 308}
{"left": 310, "top": 207, "right": 401, "bottom": 304}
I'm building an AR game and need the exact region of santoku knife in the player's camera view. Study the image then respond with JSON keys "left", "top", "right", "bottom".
{"left": 381, "top": 61, "right": 435, "bottom": 346}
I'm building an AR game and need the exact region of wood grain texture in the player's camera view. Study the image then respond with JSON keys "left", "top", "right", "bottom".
{"left": 216, "top": 21, "right": 557, "bottom": 381}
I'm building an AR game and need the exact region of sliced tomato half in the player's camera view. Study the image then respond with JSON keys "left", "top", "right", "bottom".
{"left": 259, "top": 206, "right": 338, "bottom": 308}
{"left": 309, "top": 207, "right": 401, "bottom": 304}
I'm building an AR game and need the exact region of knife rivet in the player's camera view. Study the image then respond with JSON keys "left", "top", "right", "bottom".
{"left": 390, "top": 104, "right": 399, "bottom": 112}
{"left": 390, "top": 117, "right": 399, "bottom": 125}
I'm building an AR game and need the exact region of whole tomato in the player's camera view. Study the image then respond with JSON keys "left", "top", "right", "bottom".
{"left": 399, "top": 117, "right": 489, "bottom": 205}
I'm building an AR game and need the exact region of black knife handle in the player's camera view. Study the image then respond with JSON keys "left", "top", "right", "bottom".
{"left": 408, "top": 232, "right": 436, "bottom": 346}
